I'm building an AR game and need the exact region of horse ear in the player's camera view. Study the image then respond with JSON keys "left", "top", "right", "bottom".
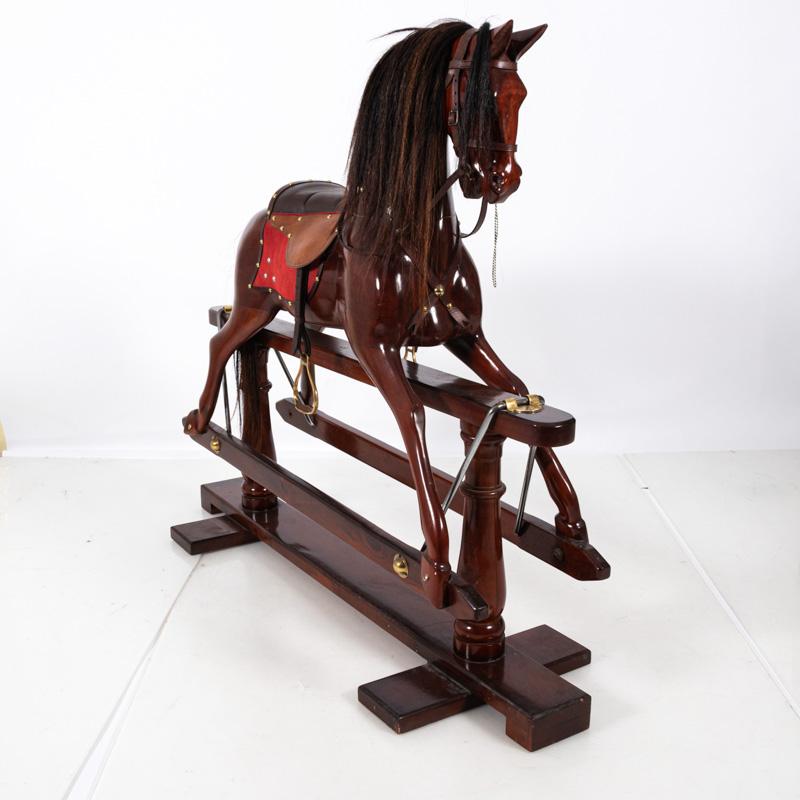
{"left": 489, "top": 20, "right": 514, "bottom": 59}
{"left": 508, "top": 24, "right": 548, "bottom": 61}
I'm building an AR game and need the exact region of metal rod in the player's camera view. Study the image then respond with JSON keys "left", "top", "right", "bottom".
{"left": 514, "top": 445, "right": 538, "bottom": 534}
{"left": 217, "top": 315, "right": 232, "bottom": 436}
{"left": 274, "top": 350, "right": 295, "bottom": 389}
{"left": 221, "top": 369, "right": 232, "bottom": 435}
{"left": 442, "top": 400, "right": 507, "bottom": 512}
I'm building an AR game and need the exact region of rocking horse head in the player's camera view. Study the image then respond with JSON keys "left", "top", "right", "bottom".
{"left": 445, "top": 20, "right": 548, "bottom": 202}
{"left": 343, "top": 19, "right": 546, "bottom": 291}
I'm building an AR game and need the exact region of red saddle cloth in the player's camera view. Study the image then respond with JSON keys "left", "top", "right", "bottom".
{"left": 251, "top": 180, "right": 344, "bottom": 302}
{"left": 251, "top": 215, "right": 322, "bottom": 302}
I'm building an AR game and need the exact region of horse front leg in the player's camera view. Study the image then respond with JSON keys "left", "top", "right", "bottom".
{"left": 350, "top": 342, "right": 451, "bottom": 608}
{"left": 445, "top": 328, "right": 587, "bottom": 541}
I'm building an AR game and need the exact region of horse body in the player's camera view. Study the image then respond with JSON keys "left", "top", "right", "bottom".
{"left": 185, "top": 20, "right": 546, "bottom": 608}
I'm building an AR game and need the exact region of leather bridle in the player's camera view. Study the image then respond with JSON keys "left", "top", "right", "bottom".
{"left": 433, "top": 27, "right": 519, "bottom": 237}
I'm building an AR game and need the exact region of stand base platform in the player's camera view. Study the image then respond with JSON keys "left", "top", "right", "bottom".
{"left": 172, "top": 479, "right": 592, "bottom": 751}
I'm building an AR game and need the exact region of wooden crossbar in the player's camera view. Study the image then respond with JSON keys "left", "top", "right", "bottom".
{"left": 209, "top": 307, "right": 576, "bottom": 448}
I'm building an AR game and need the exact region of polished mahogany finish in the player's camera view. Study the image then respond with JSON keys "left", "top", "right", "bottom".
{"left": 275, "top": 399, "right": 608, "bottom": 580}
{"left": 184, "top": 21, "right": 554, "bottom": 607}
{"left": 177, "top": 19, "right": 610, "bottom": 750}
{"left": 173, "top": 479, "right": 591, "bottom": 751}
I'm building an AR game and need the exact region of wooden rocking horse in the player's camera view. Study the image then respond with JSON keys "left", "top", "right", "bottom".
{"left": 175, "top": 19, "right": 610, "bottom": 751}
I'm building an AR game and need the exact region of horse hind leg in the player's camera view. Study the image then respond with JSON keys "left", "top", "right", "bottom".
{"left": 183, "top": 303, "right": 276, "bottom": 435}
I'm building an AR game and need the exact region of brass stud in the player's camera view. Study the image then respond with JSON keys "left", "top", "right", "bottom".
{"left": 298, "top": 216, "right": 303, "bottom": 222}
{"left": 256, "top": 261, "right": 260, "bottom": 268}
{"left": 434, "top": 284, "right": 444, "bottom": 297}
{"left": 247, "top": 283, "right": 252, "bottom": 289}
{"left": 259, "top": 238, "right": 263, "bottom": 245}
{"left": 315, "top": 276, "right": 320, "bottom": 282}
{"left": 392, "top": 553, "right": 409, "bottom": 579}
{"left": 446, "top": 302, "right": 453, "bottom": 309}
{"left": 210, "top": 437, "right": 221, "bottom": 454}
{"left": 287, "top": 300, "right": 292, "bottom": 307}
{"left": 326, "top": 213, "right": 332, "bottom": 219}
{"left": 223, "top": 304, "right": 232, "bottom": 313}
{"left": 422, "top": 305, "right": 429, "bottom": 313}
{"left": 263, "top": 273, "right": 268, "bottom": 279}
{"left": 287, "top": 232, "right": 292, "bottom": 239}
{"left": 268, "top": 288, "right": 272, "bottom": 293}
{"left": 279, "top": 225, "right": 285, "bottom": 232}
{"left": 186, "top": 423, "right": 192, "bottom": 430}
{"left": 267, "top": 257, "right": 271, "bottom": 263}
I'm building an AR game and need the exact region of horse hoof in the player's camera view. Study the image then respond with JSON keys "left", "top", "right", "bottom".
{"left": 421, "top": 556, "right": 451, "bottom": 608}
{"left": 183, "top": 409, "right": 207, "bottom": 435}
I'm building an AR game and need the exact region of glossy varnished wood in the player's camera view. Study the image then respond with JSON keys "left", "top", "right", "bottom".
{"left": 193, "top": 422, "right": 489, "bottom": 622}
{"left": 180, "top": 479, "right": 591, "bottom": 751}
{"left": 252, "top": 315, "right": 576, "bottom": 449}
{"left": 184, "top": 23, "right": 560, "bottom": 604}
{"left": 170, "top": 515, "right": 257, "bottom": 555}
{"left": 177, "top": 22, "right": 607, "bottom": 751}
{"left": 276, "top": 400, "right": 609, "bottom": 581}
{"left": 358, "top": 625, "right": 589, "bottom": 734}
{"left": 358, "top": 665, "right": 479, "bottom": 733}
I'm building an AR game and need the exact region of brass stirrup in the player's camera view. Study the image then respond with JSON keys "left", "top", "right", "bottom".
{"left": 292, "top": 354, "right": 319, "bottom": 416}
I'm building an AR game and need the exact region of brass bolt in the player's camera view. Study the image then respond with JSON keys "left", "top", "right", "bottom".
{"left": 210, "top": 437, "right": 221, "bottom": 454}
{"left": 392, "top": 553, "right": 409, "bottom": 579}
{"left": 223, "top": 304, "right": 232, "bottom": 313}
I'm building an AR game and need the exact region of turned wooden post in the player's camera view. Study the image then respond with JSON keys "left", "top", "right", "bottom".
{"left": 240, "top": 341, "right": 278, "bottom": 511}
{"left": 452, "top": 421, "right": 507, "bottom": 661}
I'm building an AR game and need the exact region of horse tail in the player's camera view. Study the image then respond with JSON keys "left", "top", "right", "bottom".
{"left": 235, "top": 337, "right": 269, "bottom": 452}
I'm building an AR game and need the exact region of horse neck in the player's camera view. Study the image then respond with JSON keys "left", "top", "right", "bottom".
{"left": 436, "top": 188, "right": 459, "bottom": 244}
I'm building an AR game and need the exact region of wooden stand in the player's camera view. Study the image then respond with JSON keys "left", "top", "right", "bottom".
{"left": 174, "top": 310, "right": 609, "bottom": 751}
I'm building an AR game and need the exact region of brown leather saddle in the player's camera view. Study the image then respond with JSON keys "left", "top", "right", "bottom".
{"left": 267, "top": 180, "right": 344, "bottom": 268}
{"left": 265, "top": 180, "right": 344, "bottom": 359}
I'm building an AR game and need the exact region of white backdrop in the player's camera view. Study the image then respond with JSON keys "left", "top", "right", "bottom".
{"left": 2, "top": 0, "right": 798, "bottom": 457}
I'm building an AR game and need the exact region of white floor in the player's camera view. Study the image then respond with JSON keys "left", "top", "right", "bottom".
{"left": 1, "top": 450, "right": 798, "bottom": 799}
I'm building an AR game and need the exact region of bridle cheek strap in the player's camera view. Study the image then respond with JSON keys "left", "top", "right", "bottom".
{"left": 433, "top": 28, "right": 519, "bottom": 238}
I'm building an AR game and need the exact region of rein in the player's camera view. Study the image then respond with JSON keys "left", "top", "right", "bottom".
{"left": 432, "top": 27, "right": 519, "bottom": 239}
